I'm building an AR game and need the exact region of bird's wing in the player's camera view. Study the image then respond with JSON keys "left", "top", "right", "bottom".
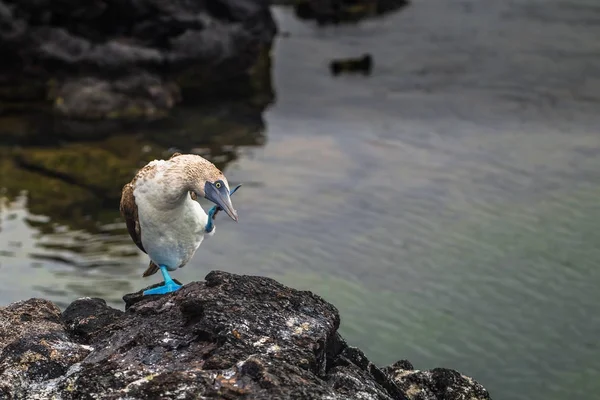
{"left": 120, "top": 182, "right": 146, "bottom": 254}
{"left": 169, "top": 152, "right": 183, "bottom": 159}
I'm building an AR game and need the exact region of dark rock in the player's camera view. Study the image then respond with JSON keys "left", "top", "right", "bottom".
{"left": 330, "top": 53, "right": 373, "bottom": 76}
{"left": 383, "top": 362, "right": 491, "bottom": 400}
{"left": 291, "top": 0, "right": 410, "bottom": 25}
{"left": 0, "top": 271, "right": 492, "bottom": 399}
{"left": 0, "top": 0, "right": 276, "bottom": 118}
{"left": 388, "top": 359, "right": 415, "bottom": 371}
{"left": 61, "top": 297, "right": 123, "bottom": 344}
{"left": 0, "top": 299, "right": 93, "bottom": 397}
{"left": 52, "top": 74, "right": 182, "bottom": 119}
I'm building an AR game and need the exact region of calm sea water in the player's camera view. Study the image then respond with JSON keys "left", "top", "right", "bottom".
{"left": 2, "top": 1, "right": 600, "bottom": 399}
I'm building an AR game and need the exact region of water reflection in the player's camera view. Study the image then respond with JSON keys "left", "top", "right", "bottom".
{"left": 0, "top": 97, "right": 272, "bottom": 305}
{"left": 2, "top": 2, "right": 600, "bottom": 400}
{"left": 293, "top": 0, "right": 410, "bottom": 25}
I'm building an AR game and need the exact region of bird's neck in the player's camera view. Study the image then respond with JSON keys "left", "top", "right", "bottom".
{"left": 139, "top": 160, "right": 210, "bottom": 210}
{"left": 148, "top": 171, "right": 195, "bottom": 211}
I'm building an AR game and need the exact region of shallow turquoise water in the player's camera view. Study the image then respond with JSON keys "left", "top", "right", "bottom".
{"left": 2, "top": 1, "right": 600, "bottom": 399}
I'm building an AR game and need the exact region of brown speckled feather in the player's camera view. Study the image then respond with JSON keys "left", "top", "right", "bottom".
{"left": 142, "top": 261, "right": 160, "bottom": 277}
{"left": 121, "top": 181, "right": 161, "bottom": 277}
{"left": 119, "top": 154, "right": 185, "bottom": 253}
{"left": 120, "top": 182, "right": 145, "bottom": 254}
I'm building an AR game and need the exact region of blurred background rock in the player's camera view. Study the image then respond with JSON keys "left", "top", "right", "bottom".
{"left": 1, "top": 1, "right": 600, "bottom": 400}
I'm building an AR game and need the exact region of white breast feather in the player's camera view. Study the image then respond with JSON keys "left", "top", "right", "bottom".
{"left": 133, "top": 164, "right": 213, "bottom": 270}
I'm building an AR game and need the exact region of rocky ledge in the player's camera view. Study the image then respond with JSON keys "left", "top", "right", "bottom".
{"left": 0, "top": 271, "right": 491, "bottom": 399}
{"left": 0, "top": 0, "right": 276, "bottom": 118}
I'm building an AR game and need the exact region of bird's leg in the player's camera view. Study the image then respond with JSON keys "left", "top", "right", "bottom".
{"left": 142, "top": 265, "right": 182, "bottom": 296}
{"left": 205, "top": 184, "right": 242, "bottom": 233}
{"left": 205, "top": 206, "right": 217, "bottom": 233}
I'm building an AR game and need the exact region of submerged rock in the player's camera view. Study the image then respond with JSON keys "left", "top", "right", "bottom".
{"left": 291, "top": 0, "right": 410, "bottom": 25}
{"left": 0, "top": 271, "right": 492, "bottom": 399}
{"left": 0, "top": 0, "right": 276, "bottom": 118}
{"left": 383, "top": 361, "right": 491, "bottom": 400}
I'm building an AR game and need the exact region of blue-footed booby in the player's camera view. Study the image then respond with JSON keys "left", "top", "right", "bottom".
{"left": 120, "top": 152, "right": 241, "bottom": 296}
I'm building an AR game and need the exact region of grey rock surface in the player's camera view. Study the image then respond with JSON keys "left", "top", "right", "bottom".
{"left": 0, "top": 271, "right": 492, "bottom": 399}
{"left": 0, "top": 0, "right": 276, "bottom": 118}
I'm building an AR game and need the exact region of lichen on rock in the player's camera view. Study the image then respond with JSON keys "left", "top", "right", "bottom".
{"left": 0, "top": 271, "right": 492, "bottom": 399}
{"left": 382, "top": 360, "right": 491, "bottom": 400}
{"left": 0, "top": 299, "right": 93, "bottom": 398}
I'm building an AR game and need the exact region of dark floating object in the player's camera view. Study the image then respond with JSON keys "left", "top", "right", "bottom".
{"left": 294, "top": 0, "right": 410, "bottom": 25}
{"left": 330, "top": 54, "right": 373, "bottom": 76}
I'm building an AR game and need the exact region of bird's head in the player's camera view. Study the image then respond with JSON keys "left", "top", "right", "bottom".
{"left": 191, "top": 167, "right": 238, "bottom": 222}
{"left": 167, "top": 154, "right": 239, "bottom": 221}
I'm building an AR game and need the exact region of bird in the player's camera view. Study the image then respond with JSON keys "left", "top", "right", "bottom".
{"left": 120, "top": 152, "right": 241, "bottom": 296}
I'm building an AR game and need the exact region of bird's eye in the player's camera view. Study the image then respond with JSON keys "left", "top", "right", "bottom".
{"left": 215, "top": 182, "right": 222, "bottom": 189}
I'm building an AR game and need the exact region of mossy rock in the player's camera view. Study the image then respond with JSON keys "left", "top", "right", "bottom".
{"left": 12, "top": 144, "right": 141, "bottom": 201}
{"left": 0, "top": 155, "right": 108, "bottom": 233}
{"left": 1, "top": 135, "right": 172, "bottom": 233}
{"left": 0, "top": 99, "right": 265, "bottom": 235}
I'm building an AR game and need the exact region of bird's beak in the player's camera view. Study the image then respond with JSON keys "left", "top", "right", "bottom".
{"left": 204, "top": 182, "right": 238, "bottom": 222}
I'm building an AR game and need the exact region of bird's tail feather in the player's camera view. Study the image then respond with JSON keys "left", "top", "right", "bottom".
{"left": 142, "top": 261, "right": 160, "bottom": 277}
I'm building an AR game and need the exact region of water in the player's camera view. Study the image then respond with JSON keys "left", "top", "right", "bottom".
{"left": 1, "top": 1, "right": 600, "bottom": 399}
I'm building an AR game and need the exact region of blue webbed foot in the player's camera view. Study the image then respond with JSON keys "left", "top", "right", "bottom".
{"left": 143, "top": 265, "right": 182, "bottom": 296}
{"left": 143, "top": 280, "right": 181, "bottom": 295}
